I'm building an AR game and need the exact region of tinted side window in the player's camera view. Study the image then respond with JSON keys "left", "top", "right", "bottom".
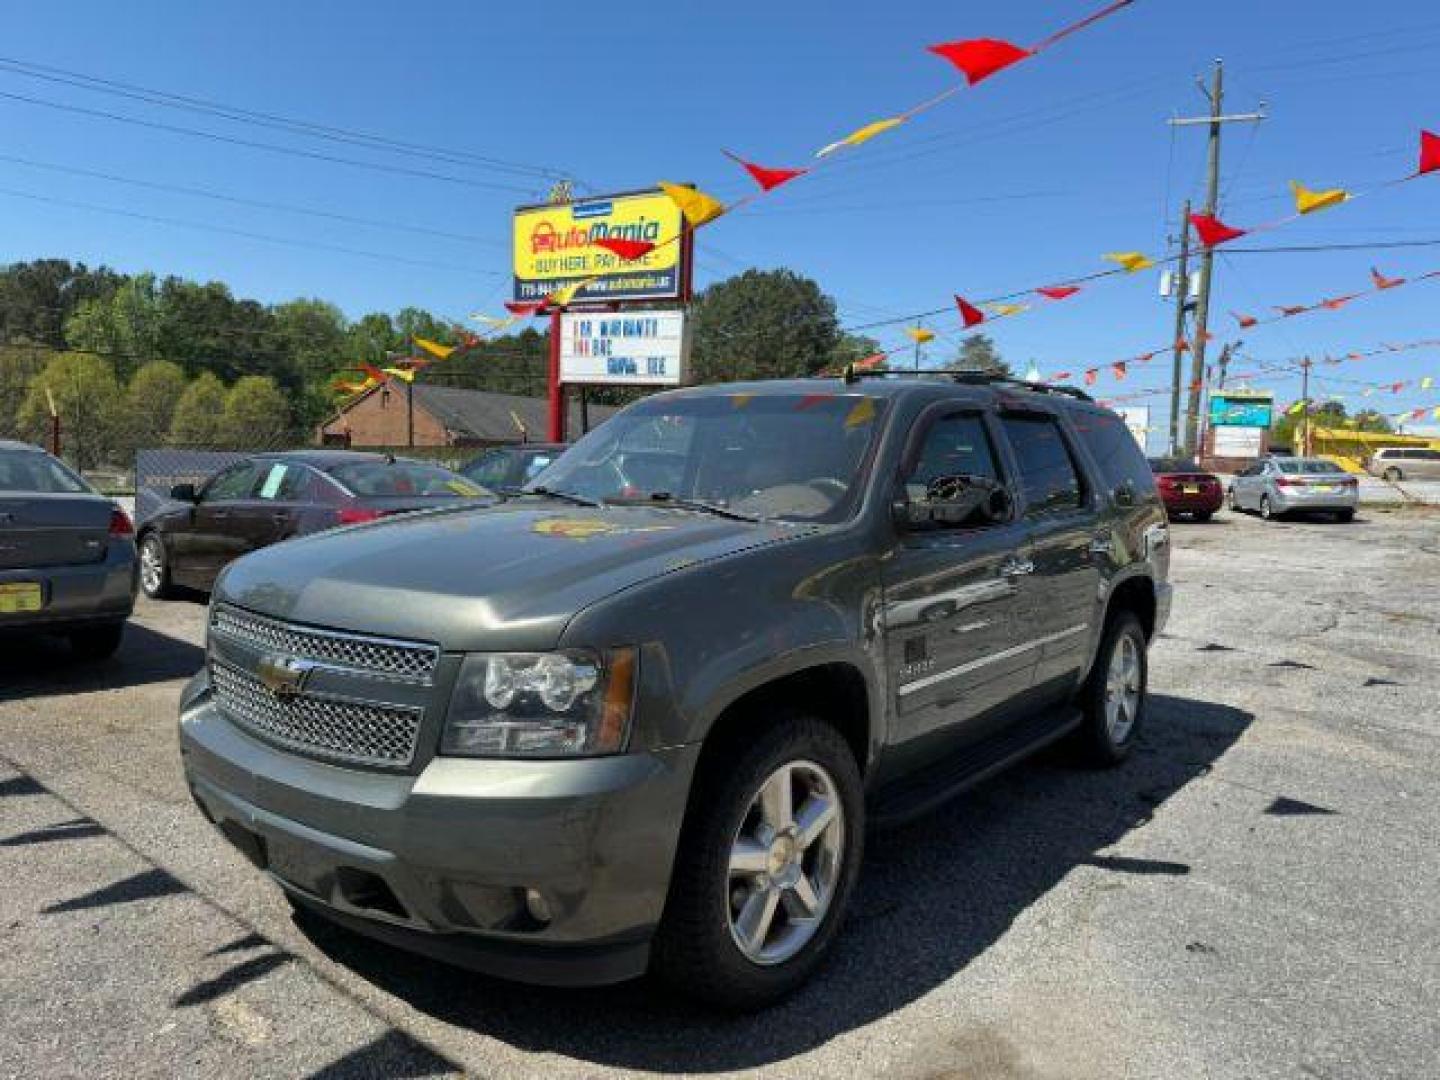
{"left": 903, "top": 413, "right": 1006, "bottom": 529}
{"left": 999, "top": 415, "right": 1086, "bottom": 515}
{"left": 255, "top": 462, "right": 306, "bottom": 501}
{"left": 1071, "top": 410, "right": 1155, "bottom": 495}
{"left": 464, "top": 450, "right": 510, "bottom": 488}
{"left": 203, "top": 463, "right": 260, "bottom": 501}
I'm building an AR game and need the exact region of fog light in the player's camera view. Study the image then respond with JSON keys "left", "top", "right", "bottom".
{"left": 524, "top": 887, "right": 552, "bottom": 925}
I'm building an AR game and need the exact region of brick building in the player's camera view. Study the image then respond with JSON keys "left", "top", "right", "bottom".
{"left": 317, "top": 382, "right": 613, "bottom": 449}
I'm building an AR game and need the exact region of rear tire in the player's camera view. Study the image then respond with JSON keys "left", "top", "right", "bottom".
{"left": 1383, "top": 467, "right": 1403, "bottom": 482}
{"left": 1193, "top": 511, "right": 1213, "bottom": 523}
{"left": 1260, "top": 495, "right": 1278, "bottom": 521}
{"left": 1225, "top": 488, "right": 1240, "bottom": 513}
{"left": 68, "top": 622, "right": 124, "bottom": 661}
{"left": 1072, "top": 611, "right": 1148, "bottom": 767}
{"left": 1335, "top": 509, "right": 1355, "bottom": 523}
{"left": 652, "top": 712, "right": 864, "bottom": 1011}
{"left": 139, "top": 532, "right": 173, "bottom": 600}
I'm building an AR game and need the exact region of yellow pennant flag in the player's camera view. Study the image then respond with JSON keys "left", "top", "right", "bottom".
{"left": 844, "top": 397, "right": 877, "bottom": 429}
{"left": 383, "top": 366, "right": 416, "bottom": 383}
{"left": 1433, "top": 406, "right": 1440, "bottom": 419}
{"left": 1291, "top": 180, "right": 1349, "bottom": 215}
{"left": 987, "top": 303, "right": 1029, "bottom": 318}
{"left": 471, "top": 313, "right": 518, "bottom": 330}
{"left": 904, "top": 327, "right": 936, "bottom": 344}
{"left": 1287, "top": 400, "right": 1307, "bottom": 416}
{"left": 547, "top": 276, "right": 600, "bottom": 308}
{"left": 1104, "top": 251, "right": 1155, "bottom": 273}
{"left": 1422, "top": 376, "right": 1434, "bottom": 389}
{"left": 816, "top": 117, "right": 904, "bottom": 158}
{"left": 658, "top": 181, "right": 726, "bottom": 227}
{"left": 413, "top": 337, "right": 455, "bottom": 360}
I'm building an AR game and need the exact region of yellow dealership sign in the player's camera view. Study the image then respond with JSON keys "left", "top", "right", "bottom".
{"left": 512, "top": 189, "right": 686, "bottom": 304}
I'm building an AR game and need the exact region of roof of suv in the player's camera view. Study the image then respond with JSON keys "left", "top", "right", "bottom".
{"left": 0, "top": 439, "right": 44, "bottom": 453}
{"left": 657, "top": 374, "right": 1096, "bottom": 407}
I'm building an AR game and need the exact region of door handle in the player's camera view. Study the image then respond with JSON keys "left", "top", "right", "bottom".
{"left": 999, "top": 556, "right": 1035, "bottom": 578}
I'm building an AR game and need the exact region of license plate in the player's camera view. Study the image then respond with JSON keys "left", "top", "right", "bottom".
{"left": 1313, "top": 484, "right": 1335, "bottom": 493}
{"left": 0, "top": 581, "right": 43, "bottom": 614}
{"left": 1182, "top": 485, "right": 1200, "bottom": 494}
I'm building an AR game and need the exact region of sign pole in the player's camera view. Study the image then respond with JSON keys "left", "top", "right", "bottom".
{"left": 547, "top": 306, "right": 565, "bottom": 442}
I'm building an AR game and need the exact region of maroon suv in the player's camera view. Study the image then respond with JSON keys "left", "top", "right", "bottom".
{"left": 1148, "top": 457, "right": 1223, "bottom": 522}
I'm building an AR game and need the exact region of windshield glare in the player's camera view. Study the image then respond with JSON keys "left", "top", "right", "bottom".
{"left": 0, "top": 449, "right": 92, "bottom": 494}
{"left": 529, "top": 392, "right": 888, "bottom": 522}
{"left": 329, "top": 461, "right": 489, "bottom": 499}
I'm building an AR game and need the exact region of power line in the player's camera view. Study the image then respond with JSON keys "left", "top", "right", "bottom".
{"left": 0, "top": 88, "right": 541, "bottom": 195}
{"left": 0, "top": 185, "right": 502, "bottom": 276}
{"left": 0, "top": 55, "right": 572, "bottom": 182}
{"left": 0, "top": 153, "right": 507, "bottom": 248}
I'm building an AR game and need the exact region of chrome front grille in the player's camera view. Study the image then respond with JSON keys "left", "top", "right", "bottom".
{"left": 210, "top": 660, "right": 422, "bottom": 768}
{"left": 211, "top": 604, "right": 439, "bottom": 684}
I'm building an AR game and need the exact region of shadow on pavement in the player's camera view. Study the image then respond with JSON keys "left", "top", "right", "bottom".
{"left": 0, "top": 619, "right": 204, "bottom": 702}
{"left": 296, "top": 692, "right": 1251, "bottom": 1073}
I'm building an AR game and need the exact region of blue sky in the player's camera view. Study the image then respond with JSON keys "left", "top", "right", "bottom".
{"left": 3, "top": 0, "right": 1439, "bottom": 427}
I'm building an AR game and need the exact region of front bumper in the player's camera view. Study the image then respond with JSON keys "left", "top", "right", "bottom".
{"left": 0, "top": 542, "right": 137, "bottom": 631}
{"left": 180, "top": 671, "right": 701, "bottom": 986}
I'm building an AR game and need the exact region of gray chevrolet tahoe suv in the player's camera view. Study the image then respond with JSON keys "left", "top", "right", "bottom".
{"left": 180, "top": 374, "right": 1171, "bottom": 1009}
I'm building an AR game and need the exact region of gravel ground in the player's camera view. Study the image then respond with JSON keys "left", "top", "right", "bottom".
{"left": 2, "top": 506, "right": 1438, "bottom": 1079}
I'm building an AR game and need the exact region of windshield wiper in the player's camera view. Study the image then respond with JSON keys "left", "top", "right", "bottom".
{"left": 609, "top": 491, "right": 760, "bottom": 523}
{"left": 526, "top": 486, "right": 603, "bottom": 508}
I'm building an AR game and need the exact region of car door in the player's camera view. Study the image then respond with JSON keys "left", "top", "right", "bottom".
{"left": 995, "top": 410, "right": 1103, "bottom": 698}
{"left": 1233, "top": 463, "right": 1259, "bottom": 508}
{"left": 1413, "top": 449, "right": 1440, "bottom": 480}
{"left": 242, "top": 461, "right": 311, "bottom": 552}
{"left": 186, "top": 460, "right": 263, "bottom": 587}
{"left": 880, "top": 406, "right": 1034, "bottom": 768}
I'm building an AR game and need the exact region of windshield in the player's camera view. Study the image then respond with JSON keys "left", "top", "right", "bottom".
{"left": 1149, "top": 457, "right": 1201, "bottom": 473}
{"left": 0, "top": 449, "right": 92, "bottom": 494}
{"left": 328, "top": 460, "right": 490, "bottom": 499}
{"left": 528, "top": 392, "right": 888, "bottom": 523}
{"left": 1278, "top": 458, "right": 1345, "bottom": 475}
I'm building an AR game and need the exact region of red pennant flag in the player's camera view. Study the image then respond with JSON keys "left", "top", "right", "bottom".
{"left": 1199, "top": 330, "right": 1214, "bottom": 343}
{"left": 592, "top": 237, "right": 657, "bottom": 261}
{"left": 1175, "top": 338, "right": 1191, "bottom": 353}
{"left": 927, "top": 39, "right": 1032, "bottom": 86}
{"left": 1417, "top": 130, "right": 1440, "bottom": 177}
{"left": 1190, "top": 212, "right": 1247, "bottom": 247}
{"left": 853, "top": 353, "right": 887, "bottom": 370}
{"left": 1412, "top": 407, "right": 1428, "bottom": 420}
{"left": 1321, "top": 294, "right": 1360, "bottom": 311}
{"left": 1390, "top": 382, "right": 1405, "bottom": 393}
{"left": 1189, "top": 379, "right": 1203, "bottom": 392}
{"left": 1051, "top": 371, "right": 1072, "bottom": 382}
{"left": 504, "top": 300, "right": 546, "bottom": 316}
{"left": 1112, "top": 361, "right": 1128, "bottom": 380}
{"left": 954, "top": 295, "right": 986, "bottom": 328}
{"left": 358, "top": 362, "right": 387, "bottom": 383}
{"left": 1084, "top": 369, "right": 1098, "bottom": 386}
{"left": 723, "top": 151, "right": 808, "bottom": 192}
{"left": 1275, "top": 305, "right": 1309, "bottom": 317}
{"left": 1134, "top": 350, "right": 1159, "bottom": 364}
{"left": 1037, "top": 285, "right": 1081, "bottom": 300}
{"left": 1371, "top": 267, "right": 1405, "bottom": 290}
{"left": 1232, "top": 311, "right": 1258, "bottom": 329}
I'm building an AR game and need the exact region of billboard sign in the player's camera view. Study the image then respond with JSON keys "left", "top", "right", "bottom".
{"left": 1209, "top": 391, "right": 1274, "bottom": 428}
{"left": 1212, "top": 426, "right": 1264, "bottom": 458}
{"left": 559, "top": 311, "right": 688, "bottom": 386}
{"left": 513, "top": 190, "right": 686, "bottom": 304}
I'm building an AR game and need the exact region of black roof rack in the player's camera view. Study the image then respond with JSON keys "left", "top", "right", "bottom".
{"left": 834, "top": 366, "right": 1093, "bottom": 402}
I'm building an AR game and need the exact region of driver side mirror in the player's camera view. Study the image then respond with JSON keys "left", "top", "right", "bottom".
{"left": 170, "top": 483, "right": 197, "bottom": 503}
{"left": 893, "top": 485, "right": 1013, "bottom": 530}
{"left": 1113, "top": 480, "right": 1135, "bottom": 508}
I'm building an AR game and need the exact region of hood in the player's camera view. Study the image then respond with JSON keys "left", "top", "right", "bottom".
{"left": 216, "top": 500, "right": 811, "bottom": 651}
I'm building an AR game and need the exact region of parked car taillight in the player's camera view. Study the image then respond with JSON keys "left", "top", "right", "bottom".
{"left": 337, "top": 507, "right": 381, "bottom": 525}
{"left": 108, "top": 507, "right": 134, "bottom": 537}
{"left": 1275, "top": 478, "right": 1299, "bottom": 488}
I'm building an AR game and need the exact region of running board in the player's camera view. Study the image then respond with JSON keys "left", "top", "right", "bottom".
{"left": 868, "top": 706, "right": 1083, "bottom": 828}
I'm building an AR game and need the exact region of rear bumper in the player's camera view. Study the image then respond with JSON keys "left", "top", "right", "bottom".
{"left": 1159, "top": 490, "right": 1223, "bottom": 514}
{"left": 1272, "top": 488, "right": 1359, "bottom": 513}
{"left": 0, "top": 542, "right": 137, "bottom": 631}
{"left": 179, "top": 669, "right": 701, "bottom": 986}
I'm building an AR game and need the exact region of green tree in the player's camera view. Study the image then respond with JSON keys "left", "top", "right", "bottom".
{"left": 64, "top": 273, "right": 163, "bottom": 363}
{"left": 0, "top": 344, "right": 48, "bottom": 438}
{"left": 169, "top": 372, "right": 228, "bottom": 445}
{"left": 688, "top": 269, "right": 842, "bottom": 384}
{"left": 220, "top": 375, "right": 291, "bottom": 449}
{"left": 395, "top": 307, "right": 455, "bottom": 350}
{"left": 1273, "top": 400, "right": 1391, "bottom": 448}
{"left": 346, "top": 311, "right": 402, "bottom": 363}
{"left": 16, "top": 352, "right": 123, "bottom": 468}
{"left": 0, "top": 259, "right": 121, "bottom": 348}
{"left": 945, "top": 334, "right": 1009, "bottom": 375}
{"left": 119, "top": 360, "right": 188, "bottom": 459}
{"left": 829, "top": 332, "right": 883, "bottom": 370}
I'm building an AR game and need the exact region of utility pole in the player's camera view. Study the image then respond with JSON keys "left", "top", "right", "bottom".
{"left": 1168, "top": 198, "right": 1192, "bottom": 456}
{"left": 913, "top": 320, "right": 925, "bottom": 373}
{"left": 1167, "top": 60, "right": 1265, "bottom": 455}
{"left": 1299, "top": 356, "right": 1313, "bottom": 456}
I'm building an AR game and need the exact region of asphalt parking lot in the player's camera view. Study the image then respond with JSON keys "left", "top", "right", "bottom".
{"left": 2, "top": 507, "right": 1438, "bottom": 1079}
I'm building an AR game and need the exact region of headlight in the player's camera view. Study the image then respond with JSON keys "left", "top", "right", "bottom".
{"left": 441, "top": 648, "right": 636, "bottom": 758}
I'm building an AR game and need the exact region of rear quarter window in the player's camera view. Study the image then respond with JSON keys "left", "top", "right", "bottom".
{"left": 1070, "top": 410, "right": 1156, "bottom": 496}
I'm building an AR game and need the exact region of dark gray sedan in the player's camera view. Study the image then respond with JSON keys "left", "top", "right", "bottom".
{"left": 0, "top": 440, "right": 137, "bottom": 658}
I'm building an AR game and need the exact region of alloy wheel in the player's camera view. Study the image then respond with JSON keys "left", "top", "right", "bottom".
{"left": 1260, "top": 496, "right": 1273, "bottom": 520}
{"left": 727, "top": 759, "right": 845, "bottom": 966}
{"left": 140, "top": 536, "right": 166, "bottom": 595}
{"left": 1105, "top": 633, "right": 1142, "bottom": 744}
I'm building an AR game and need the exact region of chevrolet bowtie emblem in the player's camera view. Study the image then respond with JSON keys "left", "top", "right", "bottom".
{"left": 256, "top": 654, "right": 314, "bottom": 700}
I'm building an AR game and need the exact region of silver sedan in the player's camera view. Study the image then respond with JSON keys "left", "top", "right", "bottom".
{"left": 1227, "top": 456, "right": 1359, "bottom": 522}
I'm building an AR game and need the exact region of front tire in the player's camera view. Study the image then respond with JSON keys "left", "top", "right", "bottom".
{"left": 1383, "top": 467, "right": 1403, "bottom": 482}
{"left": 1193, "top": 510, "right": 1213, "bottom": 523}
{"left": 1260, "top": 495, "right": 1278, "bottom": 520}
{"left": 138, "top": 532, "right": 173, "bottom": 599}
{"left": 652, "top": 712, "right": 864, "bottom": 1010}
{"left": 1335, "top": 509, "right": 1355, "bottom": 523}
{"left": 1073, "top": 611, "right": 1148, "bottom": 767}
